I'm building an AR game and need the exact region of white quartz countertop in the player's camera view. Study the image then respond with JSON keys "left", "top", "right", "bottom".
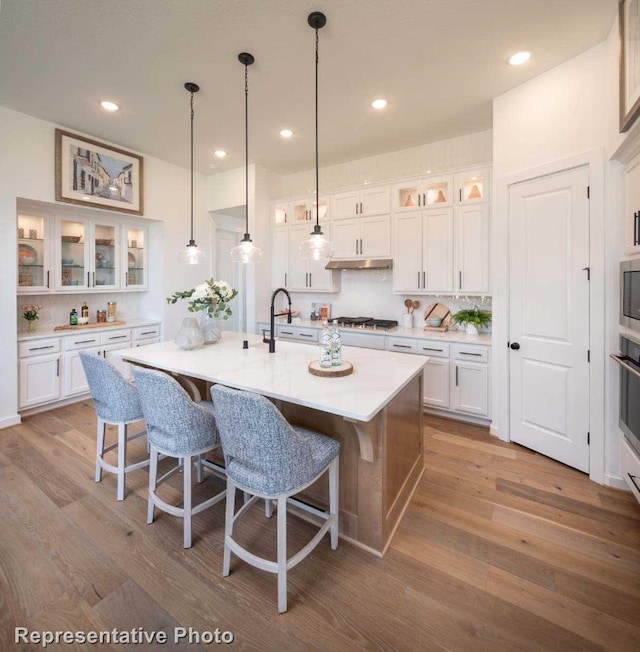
{"left": 17, "top": 318, "right": 161, "bottom": 342}
{"left": 116, "top": 331, "right": 427, "bottom": 422}
{"left": 257, "top": 316, "right": 492, "bottom": 345}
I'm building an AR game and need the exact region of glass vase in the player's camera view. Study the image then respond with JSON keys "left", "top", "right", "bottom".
{"left": 26, "top": 320, "right": 37, "bottom": 333}
{"left": 200, "top": 312, "right": 222, "bottom": 344}
{"left": 175, "top": 317, "right": 204, "bottom": 350}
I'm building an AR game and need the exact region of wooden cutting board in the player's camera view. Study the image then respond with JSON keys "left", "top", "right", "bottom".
{"left": 54, "top": 320, "right": 126, "bottom": 331}
{"left": 422, "top": 303, "right": 451, "bottom": 332}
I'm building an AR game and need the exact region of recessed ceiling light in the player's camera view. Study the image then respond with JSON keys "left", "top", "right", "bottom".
{"left": 280, "top": 129, "right": 293, "bottom": 138}
{"left": 371, "top": 98, "right": 387, "bottom": 110}
{"left": 100, "top": 100, "right": 119, "bottom": 111}
{"left": 214, "top": 150, "right": 227, "bottom": 158}
{"left": 508, "top": 51, "right": 531, "bottom": 66}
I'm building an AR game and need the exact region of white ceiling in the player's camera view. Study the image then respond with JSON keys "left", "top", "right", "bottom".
{"left": 0, "top": 0, "right": 617, "bottom": 175}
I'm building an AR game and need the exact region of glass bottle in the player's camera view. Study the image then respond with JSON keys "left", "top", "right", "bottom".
{"left": 81, "top": 302, "right": 89, "bottom": 319}
{"left": 331, "top": 319, "right": 342, "bottom": 366}
{"left": 70, "top": 308, "right": 78, "bottom": 325}
{"left": 319, "top": 321, "right": 332, "bottom": 368}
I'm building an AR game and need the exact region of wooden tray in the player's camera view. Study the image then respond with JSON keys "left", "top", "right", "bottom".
{"left": 308, "top": 360, "right": 353, "bottom": 377}
{"left": 54, "top": 320, "right": 126, "bottom": 331}
{"left": 423, "top": 302, "right": 451, "bottom": 332}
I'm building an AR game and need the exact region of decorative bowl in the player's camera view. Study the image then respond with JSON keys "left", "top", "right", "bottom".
{"left": 428, "top": 317, "right": 442, "bottom": 327}
{"left": 18, "top": 243, "right": 37, "bottom": 265}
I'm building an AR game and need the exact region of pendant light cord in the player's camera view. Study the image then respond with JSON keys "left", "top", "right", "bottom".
{"left": 314, "top": 27, "right": 320, "bottom": 228}
{"left": 245, "top": 62, "right": 249, "bottom": 237}
{"left": 189, "top": 90, "right": 195, "bottom": 243}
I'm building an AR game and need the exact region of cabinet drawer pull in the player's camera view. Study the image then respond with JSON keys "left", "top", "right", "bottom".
{"left": 421, "top": 347, "right": 443, "bottom": 352}
{"left": 75, "top": 339, "right": 97, "bottom": 345}
{"left": 392, "top": 344, "right": 413, "bottom": 349}
{"left": 107, "top": 335, "right": 128, "bottom": 341}
{"left": 281, "top": 330, "right": 293, "bottom": 335}
{"left": 140, "top": 331, "right": 156, "bottom": 336}
{"left": 459, "top": 351, "right": 482, "bottom": 357}
{"left": 300, "top": 333, "right": 314, "bottom": 338}
{"left": 29, "top": 345, "right": 55, "bottom": 351}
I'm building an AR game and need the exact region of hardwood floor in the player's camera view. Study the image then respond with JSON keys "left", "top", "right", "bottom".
{"left": 1, "top": 402, "right": 639, "bottom": 651}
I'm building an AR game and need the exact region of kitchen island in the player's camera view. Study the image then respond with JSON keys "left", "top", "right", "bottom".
{"left": 117, "top": 332, "right": 426, "bottom": 556}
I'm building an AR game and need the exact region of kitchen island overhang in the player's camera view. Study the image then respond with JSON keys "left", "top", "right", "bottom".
{"left": 117, "top": 332, "right": 426, "bottom": 556}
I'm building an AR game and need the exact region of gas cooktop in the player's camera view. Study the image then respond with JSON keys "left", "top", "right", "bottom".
{"left": 333, "top": 316, "right": 399, "bottom": 330}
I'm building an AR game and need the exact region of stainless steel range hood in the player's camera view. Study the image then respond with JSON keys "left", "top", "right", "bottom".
{"left": 325, "top": 258, "right": 393, "bottom": 270}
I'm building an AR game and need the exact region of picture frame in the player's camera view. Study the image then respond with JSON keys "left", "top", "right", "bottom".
{"left": 620, "top": 0, "right": 640, "bottom": 132}
{"left": 55, "top": 129, "right": 144, "bottom": 214}
{"left": 311, "top": 302, "right": 331, "bottom": 321}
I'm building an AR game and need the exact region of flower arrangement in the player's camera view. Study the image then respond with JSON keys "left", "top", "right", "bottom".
{"left": 167, "top": 278, "right": 238, "bottom": 319}
{"left": 22, "top": 303, "right": 42, "bottom": 332}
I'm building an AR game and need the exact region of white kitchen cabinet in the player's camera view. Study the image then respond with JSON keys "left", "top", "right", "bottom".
{"left": 331, "top": 185, "right": 390, "bottom": 220}
{"left": 17, "top": 208, "right": 53, "bottom": 294}
{"left": 392, "top": 209, "right": 454, "bottom": 293}
{"left": 450, "top": 344, "right": 489, "bottom": 416}
{"left": 272, "top": 197, "right": 329, "bottom": 225}
{"left": 624, "top": 152, "right": 640, "bottom": 254}
{"left": 18, "top": 337, "right": 62, "bottom": 409}
{"left": 275, "top": 324, "right": 319, "bottom": 343}
{"left": 393, "top": 175, "right": 453, "bottom": 212}
{"left": 122, "top": 224, "right": 148, "bottom": 290}
{"left": 55, "top": 216, "right": 120, "bottom": 292}
{"left": 423, "top": 358, "right": 451, "bottom": 409}
{"left": 271, "top": 225, "right": 339, "bottom": 292}
{"left": 332, "top": 215, "right": 391, "bottom": 259}
{"left": 455, "top": 204, "right": 490, "bottom": 294}
{"left": 454, "top": 167, "right": 490, "bottom": 204}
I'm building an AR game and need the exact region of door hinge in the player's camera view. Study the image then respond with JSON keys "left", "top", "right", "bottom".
{"left": 587, "top": 186, "right": 590, "bottom": 199}
{"left": 587, "top": 349, "right": 590, "bottom": 363}
{"left": 587, "top": 431, "right": 590, "bottom": 445}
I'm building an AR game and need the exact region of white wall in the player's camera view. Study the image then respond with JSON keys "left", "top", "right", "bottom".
{"left": 492, "top": 26, "right": 625, "bottom": 485}
{"left": 0, "top": 105, "right": 208, "bottom": 428}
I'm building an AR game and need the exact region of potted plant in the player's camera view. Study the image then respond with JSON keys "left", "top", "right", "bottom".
{"left": 451, "top": 307, "right": 492, "bottom": 335}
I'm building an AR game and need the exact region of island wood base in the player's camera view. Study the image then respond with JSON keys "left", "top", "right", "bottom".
{"left": 273, "top": 373, "right": 424, "bottom": 556}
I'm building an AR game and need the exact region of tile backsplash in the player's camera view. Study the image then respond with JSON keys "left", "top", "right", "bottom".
{"left": 16, "top": 292, "right": 142, "bottom": 333}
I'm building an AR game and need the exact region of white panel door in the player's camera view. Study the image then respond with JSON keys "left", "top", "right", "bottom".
{"left": 19, "top": 354, "right": 60, "bottom": 408}
{"left": 271, "top": 227, "right": 288, "bottom": 289}
{"left": 392, "top": 213, "right": 422, "bottom": 292}
{"left": 332, "top": 191, "right": 359, "bottom": 220}
{"left": 360, "top": 216, "right": 391, "bottom": 257}
{"left": 361, "top": 186, "right": 390, "bottom": 216}
{"left": 332, "top": 219, "right": 360, "bottom": 259}
{"left": 423, "top": 208, "right": 454, "bottom": 293}
{"left": 455, "top": 204, "right": 489, "bottom": 294}
{"left": 286, "top": 225, "right": 310, "bottom": 290}
{"left": 64, "top": 347, "right": 101, "bottom": 396}
{"left": 452, "top": 361, "right": 488, "bottom": 416}
{"left": 423, "top": 359, "right": 450, "bottom": 409}
{"left": 509, "top": 165, "right": 590, "bottom": 472}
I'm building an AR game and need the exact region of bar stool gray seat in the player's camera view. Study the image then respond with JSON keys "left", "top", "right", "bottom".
{"left": 133, "top": 367, "right": 225, "bottom": 549}
{"left": 79, "top": 350, "right": 149, "bottom": 501}
{"left": 211, "top": 384, "right": 339, "bottom": 613}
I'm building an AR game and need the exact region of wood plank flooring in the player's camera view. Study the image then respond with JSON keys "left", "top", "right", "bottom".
{"left": 1, "top": 402, "right": 639, "bottom": 651}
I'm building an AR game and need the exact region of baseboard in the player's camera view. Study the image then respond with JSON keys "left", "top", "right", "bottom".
{"left": 0, "top": 414, "right": 22, "bottom": 430}
{"left": 604, "top": 473, "right": 631, "bottom": 491}
{"left": 424, "top": 405, "right": 492, "bottom": 429}
{"left": 19, "top": 393, "right": 90, "bottom": 418}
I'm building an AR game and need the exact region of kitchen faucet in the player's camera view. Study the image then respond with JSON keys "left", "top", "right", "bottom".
{"left": 269, "top": 287, "right": 292, "bottom": 353}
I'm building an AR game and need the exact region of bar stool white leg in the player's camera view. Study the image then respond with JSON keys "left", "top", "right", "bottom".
{"left": 147, "top": 447, "right": 158, "bottom": 524}
{"left": 223, "top": 481, "right": 236, "bottom": 577}
{"left": 183, "top": 454, "right": 192, "bottom": 549}
{"left": 265, "top": 499, "right": 273, "bottom": 518}
{"left": 116, "top": 423, "right": 127, "bottom": 501}
{"left": 277, "top": 495, "right": 288, "bottom": 613}
{"left": 196, "top": 454, "right": 204, "bottom": 484}
{"left": 95, "top": 418, "right": 105, "bottom": 482}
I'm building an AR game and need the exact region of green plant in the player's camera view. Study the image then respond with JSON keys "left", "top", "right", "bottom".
{"left": 451, "top": 307, "right": 492, "bottom": 328}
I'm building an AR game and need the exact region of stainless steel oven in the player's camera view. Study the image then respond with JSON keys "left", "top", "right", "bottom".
{"left": 611, "top": 335, "right": 640, "bottom": 458}
{"left": 621, "top": 259, "right": 640, "bottom": 334}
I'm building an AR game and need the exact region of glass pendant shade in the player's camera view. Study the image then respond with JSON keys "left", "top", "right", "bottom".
{"left": 300, "top": 226, "right": 335, "bottom": 261}
{"left": 178, "top": 241, "right": 206, "bottom": 265}
{"left": 230, "top": 235, "right": 262, "bottom": 264}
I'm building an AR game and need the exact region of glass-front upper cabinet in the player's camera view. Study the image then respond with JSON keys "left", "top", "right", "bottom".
{"left": 272, "top": 198, "right": 329, "bottom": 225}
{"left": 17, "top": 210, "right": 51, "bottom": 294}
{"left": 393, "top": 176, "right": 453, "bottom": 212}
{"left": 54, "top": 218, "right": 119, "bottom": 291}
{"left": 123, "top": 225, "right": 147, "bottom": 290}
{"left": 454, "top": 168, "right": 491, "bottom": 204}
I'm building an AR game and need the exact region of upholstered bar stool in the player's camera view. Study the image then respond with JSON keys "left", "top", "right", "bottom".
{"left": 211, "top": 384, "right": 339, "bottom": 613}
{"left": 133, "top": 367, "right": 225, "bottom": 549}
{"left": 79, "top": 350, "right": 149, "bottom": 501}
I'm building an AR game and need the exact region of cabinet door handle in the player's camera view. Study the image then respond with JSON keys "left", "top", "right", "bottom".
{"left": 360, "top": 202, "right": 363, "bottom": 213}
{"left": 125, "top": 272, "right": 128, "bottom": 287}
{"left": 418, "top": 271, "right": 421, "bottom": 288}
{"left": 422, "top": 271, "right": 426, "bottom": 288}
{"left": 455, "top": 365, "right": 459, "bottom": 385}
{"left": 46, "top": 270, "right": 50, "bottom": 288}
{"left": 93, "top": 271, "right": 95, "bottom": 287}
{"left": 355, "top": 202, "right": 359, "bottom": 215}
{"left": 355, "top": 239, "right": 359, "bottom": 255}
{"left": 635, "top": 211, "right": 640, "bottom": 246}
{"left": 87, "top": 271, "right": 90, "bottom": 287}
{"left": 459, "top": 189, "right": 462, "bottom": 202}
{"left": 309, "top": 273, "right": 312, "bottom": 287}
{"left": 417, "top": 193, "right": 421, "bottom": 207}
{"left": 459, "top": 271, "right": 462, "bottom": 289}
{"left": 56, "top": 359, "right": 60, "bottom": 376}
{"left": 423, "top": 193, "right": 426, "bottom": 206}
{"left": 359, "top": 238, "right": 363, "bottom": 255}
{"left": 284, "top": 273, "right": 287, "bottom": 286}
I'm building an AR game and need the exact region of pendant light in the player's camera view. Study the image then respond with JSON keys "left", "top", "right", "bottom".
{"left": 178, "top": 82, "right": 206, "bottom": 265}
{"left": 300, "top": 11, "right": 335, "bottom": 261}
{"left": 230, "top": 53, "right": 262, "bottom": 264}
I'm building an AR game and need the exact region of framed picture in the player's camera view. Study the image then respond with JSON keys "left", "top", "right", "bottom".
{"left": 55, "top": 129, "right": 144, "bottom": 214}
{"left": 311, "top": 302, "right": 331, "bottom": 321}
{"left": 620, "top": 0, "right": 640, "bottom": 132}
